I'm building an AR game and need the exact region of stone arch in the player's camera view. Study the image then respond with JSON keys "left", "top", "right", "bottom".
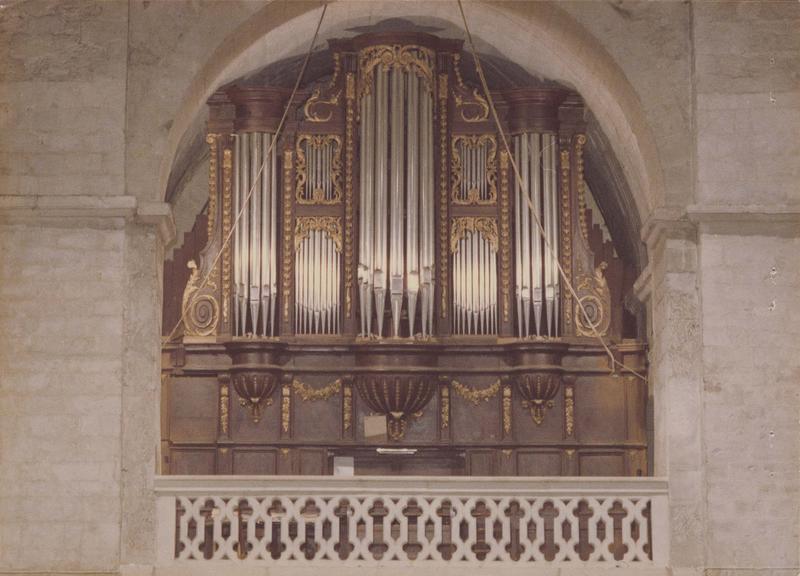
{"left": 159, "top": 0, "right": 664, "bottom": 233}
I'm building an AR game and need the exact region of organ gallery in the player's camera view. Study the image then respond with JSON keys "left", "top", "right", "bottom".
{"left": 161, "top": 30, "right": 648, "bottom": 477}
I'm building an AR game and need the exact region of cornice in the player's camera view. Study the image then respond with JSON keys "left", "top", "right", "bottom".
{"left": 0, "top": 194, "right": 176, "bottom": 245}
{"left": 687, "top": 204, "right": 800, "bottom": 236}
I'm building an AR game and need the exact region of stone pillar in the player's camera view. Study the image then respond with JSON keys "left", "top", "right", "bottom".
{"left": 120, "top": 203, "right": 174, "bottom": 573}
{"left": 641, "top": 214, "right": 705, "bottom": 575}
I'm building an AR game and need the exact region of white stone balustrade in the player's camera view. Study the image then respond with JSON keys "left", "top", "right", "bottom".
{"left": 155, "top": 475, "right": 669, "bottom": 570}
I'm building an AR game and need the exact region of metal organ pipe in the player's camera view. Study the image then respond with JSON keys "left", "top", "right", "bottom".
{"left": 513, "top": 131, "right": 560, "bottom": 338}
{"left": 389, "top": 65, "right": 404, "bottom": 337}
{"left": 358, "top": 54, "right": 434, "bottom": 339}
{"left": 531, "top": 133, "right": 543, "bottom": 336}
{"left": 406, "top": 72, "right": 419, "bottom": 338}
{"left": 232, "top": 131, "right": 278, "bottom": 337}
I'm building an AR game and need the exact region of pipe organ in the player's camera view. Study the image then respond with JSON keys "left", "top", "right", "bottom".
{"left": 165, "top": 31, "right": 648, "bottom": 478}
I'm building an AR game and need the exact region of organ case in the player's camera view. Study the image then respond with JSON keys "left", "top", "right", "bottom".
{"left": 163, "top": 32, "right": 648, "bottom": 477}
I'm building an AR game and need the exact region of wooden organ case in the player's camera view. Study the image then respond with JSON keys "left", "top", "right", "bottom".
{"left": 162, "top": 32, "right": 648, "bottom": 477}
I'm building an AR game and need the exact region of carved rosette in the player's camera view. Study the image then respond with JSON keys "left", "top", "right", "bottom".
{"left": 231, "top": 371, "right": 279, "bottom": 423}
{"left": 515, "top": 373, "right": 561, "bottom": 425}
{"left": 355, "top": 374, "right": 436, "bottom": 440}
{"left": 575, "top": 262, "right": 611, "bottom": 337}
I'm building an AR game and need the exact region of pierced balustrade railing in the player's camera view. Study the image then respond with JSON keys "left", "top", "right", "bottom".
{"left": 155, "top": 476, "right": 669, "bottom": 567}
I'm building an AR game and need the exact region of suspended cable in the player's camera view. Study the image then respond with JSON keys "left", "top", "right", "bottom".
{"left": 456, "top": 0, "right": 647, "bottom": 383}
{"left": 163, "top": 2, "right": 328, "bottom": 344}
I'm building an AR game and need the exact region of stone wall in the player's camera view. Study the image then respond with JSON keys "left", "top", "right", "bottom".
{"left": 0, "top": 1, "right": 798, "bottom": 574}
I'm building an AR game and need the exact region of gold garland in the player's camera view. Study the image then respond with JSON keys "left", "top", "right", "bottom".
{"left": 451, "top": 378, "right": 501, "bottom": 405}
{"left": 292, "top": 378, "right": 342, "bottom": 401}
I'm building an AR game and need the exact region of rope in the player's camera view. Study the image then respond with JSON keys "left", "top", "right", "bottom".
{"left": 456, "top": 0, "right": 647, "bottom": 382}
{"left": 164, "top": 2, "right": 328, "bottom": 344}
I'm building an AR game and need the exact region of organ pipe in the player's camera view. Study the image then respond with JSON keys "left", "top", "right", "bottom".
{"left": 451, "top": 224, "right": 498, "bottom": 336}
{"left": 514, "top": 132, "right": 560, "bottom": 338}
{"left": 233, "top": 131, "right": 278, "bottom": 337}
{"left": 358, "top": 50, "right": 435, "bottom": 338}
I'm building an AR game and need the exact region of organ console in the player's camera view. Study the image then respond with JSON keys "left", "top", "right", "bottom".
{"left": 162, "top": 30, "right": 648, "bottom": 477}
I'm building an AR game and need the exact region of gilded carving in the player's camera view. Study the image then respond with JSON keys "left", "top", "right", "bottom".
{"left": 575, "top": 262, "right": 611, "bottom": 337}
{"left": 303, "top": 89, "right": 341, "bottom": 123}
{"left": 295, "top": 134, "right": 343, "bottom": 204}
{"left": 294, "top": 216, "right": 342, "bottom": 252}
{"left": 502, "top": 383, "right": 512, "bottom": 438}
{"left": 303, "top": 53, "right": 342, "bottom": 122}
{"left": 439, "top": 73, "right": 449, "bottom": 319}
{"left": 451, "top": 134, "right": 497, "bottom": 205}
{"left": 560, "top": 148, "right": 573, "bottom": 330}
{"left": 282, "top": 150, "right": 293, "bottom": 322}
{"left": 292, "top": 378, "right": 342, "bottom": 401}
{"left": 343, "top": 382, "right": 353, "bottom": 432}
{"left": 440, "top": 384, "right": 450, "bottom": 430}
{"left": 499, "top": 150, "right": 511, "bottom": 322}
{"left": 451, "top": 378, "right": 500, "bottom": 405}
{"left": 359, "top": 44, "right": 434, "bottom": 96}
{"left": 564, "top": 383, "right": 575, "bottom": 438}
{"left": 344, "top": 72, "right": 355, "bottom": 318}
{"left": 219, "top": 382, "right": 229, "bottom": 435}
{"left": 206, "top": 134, "right": 218, "bottom": 237}
{"left": 452, "top": 54, "right": 490, "bottom": 122}
{"left": 450, "top": 217, "right": 498, "bottom": 253}
{"left": 181, "top": 260, "right": 219, "bottom": 337}
{"left": 281, "top": 383, "right": 291, "bottom": 434}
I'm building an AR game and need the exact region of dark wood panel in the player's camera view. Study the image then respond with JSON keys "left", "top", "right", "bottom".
{"left": 171, "top": 449, "right": 215, "bottom": 475}
{"left": 578, "top": 452, "right": 625, "bottom": 476}
{"left": 517, "top": 450, "right": 562, "bottom": 476}
{"left": 233, "top": 449, "right": 278, "bottom": 474}
{"left": 169, "top": 377, "right": 218, "bottom": 443}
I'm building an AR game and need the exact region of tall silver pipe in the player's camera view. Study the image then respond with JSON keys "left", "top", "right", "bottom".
{"left": 531, "top": 133, "right": 543, "bottom": 337}
{"left": 513, "top": 136, "right": 523, "bottom": 337}
{"left": 389, "top": 66, "right": 404, "bottom": 337}
{"left": 269, "top": 136, "right": 277, "bottom": 336}
{"left": 543, "top": 134, "right": 555, "bottom": 336}
{"left": 520, "top": 134, "right": 531, "bottom": 337}
{"left": 547, "top": 133, "right": 559, "bottom": 336}
{"left": 240, "top": 134, "right": 250, "bottom": 334}
{"left": 260, "top": 133, "right": 270, "bottom": 337}
{"left": 365, "top": 87, "right": 375, "bottom": 336}
{"left": 249, "top": 133, "right": 261, "bottom": 334}
{"left": 233, "top": 134, "right": 241, "bottom": 335}
{"left": 373, "top": 68, "right": 388, "bottom": 337}
{"left": 406, "top": 72, "right": 419, "bottom": 337}
{"left": 419, "top": 88, "right": 433, "bottom": 336}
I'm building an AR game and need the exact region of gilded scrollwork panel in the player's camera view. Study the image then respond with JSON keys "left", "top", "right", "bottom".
{"left": 295, "top": 134, "right": 343, "bottom": 205}
{"left": 451, "top": 134, "right": 497, "bottom": 205}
